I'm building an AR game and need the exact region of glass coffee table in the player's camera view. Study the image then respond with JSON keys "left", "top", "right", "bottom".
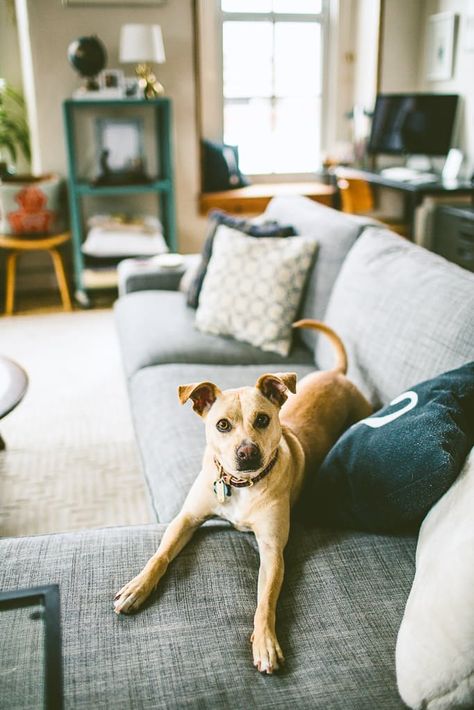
{"left": 0, "top": 355, "right": 28, "bottom": 450}
{"left": 0, "top": 585, "right": 63, "bottom": 709}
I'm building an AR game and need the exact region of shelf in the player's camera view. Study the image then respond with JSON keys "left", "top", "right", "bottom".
{"left": 82, "top": 267, "right": 118, "bottom": 289}
{"left": 75, "top": 179, "right": 171, "bottom": 196}
{"left": 64, "top": 98, "right": 170, "bottom": 108}
{"left": 64, "top": 96, "right": 177, "bottom": 293}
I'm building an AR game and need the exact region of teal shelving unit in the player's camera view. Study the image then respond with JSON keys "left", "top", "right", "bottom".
{"left": 63, "top": 98, "right": 177, "bottom": 305}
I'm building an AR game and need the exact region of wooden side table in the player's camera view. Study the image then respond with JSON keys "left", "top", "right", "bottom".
{"left": 199, "top": 182, "right": 336, "bottom": 215}
{"left": 0, "top": 355, "right": 28, "bottom": 450}
{"left": 0, "top": 232, "right": 73, "bottom": 315}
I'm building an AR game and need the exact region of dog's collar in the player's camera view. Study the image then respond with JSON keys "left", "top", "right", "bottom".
{"left": 213, "top": 449, "right": 279, "bottom": 501}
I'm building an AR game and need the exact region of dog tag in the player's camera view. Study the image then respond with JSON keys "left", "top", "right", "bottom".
{"left": 213, "top": 479, "right": 231, "bottom": 504}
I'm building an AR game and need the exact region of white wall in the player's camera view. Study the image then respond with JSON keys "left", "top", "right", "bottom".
{"left": 14, "top": 0, "right": 205, "bottom": 252}
{"left": 418, "top": 0, "right": 474, "bottom": 175}
{"left": 379, "top": 0, "right": 424, "bottom": 93}
{"left": 0, "top": 2, "right": 22, "bottom": 88}
{"left": 0, "top": 0, "right": 29, "bottom": 173}
{"left": 376, "top": 0, "right": 473, "bottom": 173}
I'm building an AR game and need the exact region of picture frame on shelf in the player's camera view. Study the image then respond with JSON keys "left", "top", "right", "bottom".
{"left": 95, "top": 117, "right": 150, "bottom": 185}
{"left": 124, "top": 77, "right": 140, "bottom": 98}
{"left": 98, "top": 69, "right": 125, "bottom": 97}
{"left": 426, "top": 12, "right": 458, "bottom": 81}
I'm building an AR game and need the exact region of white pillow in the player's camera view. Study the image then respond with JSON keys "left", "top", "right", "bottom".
{"left": 396, "top": 448, "right": 474, "bottom": 710}
{"left": 82, "top": 226, "right": 167, "bottom": 257}
{"left": 195, "top": 225, "right": 317, "bottom": 356}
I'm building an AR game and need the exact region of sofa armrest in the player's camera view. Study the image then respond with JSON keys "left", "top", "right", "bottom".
{"left": 117, "top": 255, "right": 200, "bottom": 296}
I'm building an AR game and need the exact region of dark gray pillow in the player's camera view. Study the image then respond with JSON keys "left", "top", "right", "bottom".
{"left": 201, "top": 139, "right": 249, "bottom": 192}
{"left": 301, "top": 362, "right": 474, "bottom": 533}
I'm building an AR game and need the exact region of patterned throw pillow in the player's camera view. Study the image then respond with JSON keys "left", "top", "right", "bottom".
{"left": 186, "top": 210, "right": 296, "bottom": 309}
{"left": 195, "top": 226, "right": 318, "bottom": 356}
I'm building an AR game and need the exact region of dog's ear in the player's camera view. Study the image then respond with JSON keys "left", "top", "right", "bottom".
{"left": 178, "top": 381, "right": 221, "bottom": 417}
{"left": 255, "top": 372, "right": 297, "bottom": 408}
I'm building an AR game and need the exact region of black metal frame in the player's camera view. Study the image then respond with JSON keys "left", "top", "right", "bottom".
{"left": 0, "top": 585, "right": 63, "bottom": 710}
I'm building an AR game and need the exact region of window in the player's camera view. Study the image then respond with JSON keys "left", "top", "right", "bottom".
{"left": 221, "top": 0, "right": 326, "bottom": 175}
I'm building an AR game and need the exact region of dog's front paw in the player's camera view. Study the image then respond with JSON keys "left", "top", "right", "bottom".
{"left": 114, "top": 574, "right": 154, "bottom": 614}
{"left": 251, "top": 626, "right": 284, "bottom": 674}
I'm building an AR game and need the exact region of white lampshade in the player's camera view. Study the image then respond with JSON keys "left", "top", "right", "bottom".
{"left": 119, "top": 24, "right": 166, "bottom": 64}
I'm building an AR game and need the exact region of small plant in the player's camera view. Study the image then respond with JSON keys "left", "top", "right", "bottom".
{"left": 0, "top": 79, "right": 31, "bottom": 172}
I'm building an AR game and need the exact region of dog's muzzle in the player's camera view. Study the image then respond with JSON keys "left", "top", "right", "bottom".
{"left": 235, "top": 441, "right": 261, "bottom": 471}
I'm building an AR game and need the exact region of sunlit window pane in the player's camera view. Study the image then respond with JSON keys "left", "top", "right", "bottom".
{"left": 273, "top": 0, "right": 322, "bottom": 13}
{"left": 223, "top": 22, "right": 273, "bottom": 98}
{"left": 272, "top": 97, "right": 320, "bottom": 172}
{"left": 224, "top": 99, "right": 273, "bottom": 174}
{"left": 221, "top": 0, "right": 272, "bottom": 12}
{"left": 274, "top": 22, "right": 321, "bottom": 97}
{"left": 224, "top": 97, "right": 320, "bottom": 174}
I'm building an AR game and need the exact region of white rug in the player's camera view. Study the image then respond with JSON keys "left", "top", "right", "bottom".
{"left": 0, "top": 309, "right": 153, "bottom": 537}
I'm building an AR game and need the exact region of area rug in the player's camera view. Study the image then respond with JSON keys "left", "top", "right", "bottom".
{"left": 0, "top": 309, "right": 153, "bottom": 537}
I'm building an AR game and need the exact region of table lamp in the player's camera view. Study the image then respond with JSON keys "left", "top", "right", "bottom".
{"left": 119, "top": 24, "right": 166, "bottom": 99}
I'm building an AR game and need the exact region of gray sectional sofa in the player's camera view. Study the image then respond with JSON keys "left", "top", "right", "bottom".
{"left": 1, "top": 196, "right": 473, "bottom": 709}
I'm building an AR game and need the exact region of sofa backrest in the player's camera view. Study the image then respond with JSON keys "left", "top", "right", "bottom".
{"left": 263, "top": 196, "right": 372, "bottom": 351}
{"left": 316, "top": 227, "right": 474, "bottom": 406}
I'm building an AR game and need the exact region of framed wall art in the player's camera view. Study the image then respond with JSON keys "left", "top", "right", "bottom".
{"left": 427, "top": 12, "right": 458, "bottom": 81}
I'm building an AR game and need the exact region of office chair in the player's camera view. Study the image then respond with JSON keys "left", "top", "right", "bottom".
{"left": 336, "top": 171, "right": 409, "bottom": 237}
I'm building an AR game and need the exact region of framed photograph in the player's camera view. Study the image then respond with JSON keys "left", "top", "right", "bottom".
{"left": 95, "top": 118, "right": 149, "bottom": 184}
{"left": 99, "top": 69, "right": 124, "bottom": 91}
{"left": 124, "top": 76, "right": 140, "bottom": 98}
{"left": 427, "top": 12, "right": 458, "bottom": 81}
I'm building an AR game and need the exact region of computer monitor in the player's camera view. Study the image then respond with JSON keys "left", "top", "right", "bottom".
{"left": 368, "top": 93, "right": 459, "bottom": 156}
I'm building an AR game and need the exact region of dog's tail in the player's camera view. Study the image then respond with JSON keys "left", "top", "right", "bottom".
{"left": 292, "top": 319, "right": 348, "bottom": 374}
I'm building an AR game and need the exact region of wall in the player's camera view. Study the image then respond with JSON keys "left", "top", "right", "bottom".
{"left": 0, "top": 0, "right": 28, "bottom": 173}
{"left": 0, "top": 1, "right": 22, "bottom": 88}
{"left": 376, "top": 0, "right": 473, "bottom": 174}
{"left": 378, "top": 0, "right": 424, "bottom": 93}
{"left": 418, "top": 0, "right": 474, "bottom": 176}
{"left": 15, "top": 0, "right": 205, "bottom": 253}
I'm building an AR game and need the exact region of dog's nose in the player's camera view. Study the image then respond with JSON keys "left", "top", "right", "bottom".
{"left": 236, "top": 441, "right": 261, "bottom": 469}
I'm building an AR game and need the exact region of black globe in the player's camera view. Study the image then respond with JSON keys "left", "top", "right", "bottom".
{"left": 67, "top": 36, "right": 107, "bottom": 78}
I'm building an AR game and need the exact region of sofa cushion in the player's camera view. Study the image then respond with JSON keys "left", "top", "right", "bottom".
{"left": 263, "top": 196, "right": 370, "bottom": 352}
{"left": 114, "top": 291, "right": 314, "bottom": 379}
{"left": 0, "top": 523, "right": 414, "bottom": 709}
{"left": 195, "top": 228, "right": 318, "bottom": 356}
{"left": 201, "top": 138, "right": 249, "bottom": 192}
{"left": 302, "top": 363, "right": 474, "bottom": 534}
{"left": 186, "top": 210, "right": 296, "bottom": 308}
{"left": 128, "top": 362, "right": 314, "bottom": 522}
{"left": 396, "top": 450, "right": 474, "bottom": 710}
{"left": 316, "top": 228, "right": 474, "bottom": 407}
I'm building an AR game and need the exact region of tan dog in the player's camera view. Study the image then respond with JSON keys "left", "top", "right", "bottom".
{"left": 114, "top": 320, "right": 372, "bottom": 674}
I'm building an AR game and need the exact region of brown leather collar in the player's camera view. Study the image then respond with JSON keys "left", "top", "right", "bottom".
{"left": 214, "top": 449, "right": 279, "bottom": 489}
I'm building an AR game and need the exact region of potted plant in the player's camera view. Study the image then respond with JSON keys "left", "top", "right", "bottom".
{"left": 0, "top": 79, "right": 63, "bottom": 235}
{"left": 0, "top": 79, "right": 31, "bottom": 178}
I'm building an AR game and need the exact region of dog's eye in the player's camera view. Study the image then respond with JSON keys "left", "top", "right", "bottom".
{"left": 254, "top": 413, "right": 270, "bottom": 429}
{"left": 216, "top": 418, "right": 232, "bottom": 432}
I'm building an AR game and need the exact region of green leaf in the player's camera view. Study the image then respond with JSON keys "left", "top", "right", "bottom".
{"left": 0, "top": 80, "right": 31, "bottom": 167}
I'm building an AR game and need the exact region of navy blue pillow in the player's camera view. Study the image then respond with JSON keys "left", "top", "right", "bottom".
{"left": 201, "top": 139, "right": 250, "bottom": 192}
{"left": 301, "top": 362, "right": 474, "bottom": 534}
{"left": 186, "top": 210, "right": 296, "bottom": 308}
